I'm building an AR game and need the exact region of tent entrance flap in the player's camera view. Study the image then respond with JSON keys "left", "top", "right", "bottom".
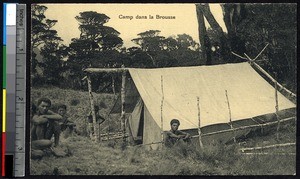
{"left": 127, "top": 98, "right": 144, "bottom": 140}
{"left": 109, "top": 77, "right": 140, "bottom": 114}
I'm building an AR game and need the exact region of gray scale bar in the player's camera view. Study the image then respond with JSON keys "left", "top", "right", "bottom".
{"left": 6, "top": 132, "right": 15, "bottom": 153}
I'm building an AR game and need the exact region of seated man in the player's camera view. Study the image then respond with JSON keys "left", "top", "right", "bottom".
{"left": 56, "top": 104, "right": 76, "bottom": 138}
{"left": 165, "top": 119, "right": 191, "bottom": 147}
{"left": 31, "top": 98, "right": 63, "bottom": 159}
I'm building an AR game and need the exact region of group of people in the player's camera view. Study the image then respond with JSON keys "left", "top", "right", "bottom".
{"left": 31, "top": 98, "right": 76, "bottom": 159}
{"left": 31, "top": 98, "right": 191, "bottom": 159}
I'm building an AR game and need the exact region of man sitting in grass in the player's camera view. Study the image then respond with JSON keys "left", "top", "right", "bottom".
{"left": 165, "top": 119, "right": 191, "bottom": 147}
{"left": 56, "top": 104, "right": 76, "bottom": 138}
{"left": 31, "top": 98, "right": 66, "bottom": 159}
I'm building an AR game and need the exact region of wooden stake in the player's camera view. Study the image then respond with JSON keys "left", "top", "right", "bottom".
{"left": 225, "top": 90, "right": 236, "bottom": 143}
{"left": 197, "top": 97, "right": 204, "bottom": 149}
{"left": 160, "top": 75, "right": 164, "bottom": 147}
{"left": 274, "top": 75, "right": 280, "bottom": 141}
{"left": 107, "top": 114, "right": 110, "bottom": 141}
{"left": 112, "top": 75, "right": 116, "bottom": 96}
{"left": 120, "top": 69, "right": 127, "bottom": 144}
{"left": 87, "top": 75, "right": 100, "bottom": 142}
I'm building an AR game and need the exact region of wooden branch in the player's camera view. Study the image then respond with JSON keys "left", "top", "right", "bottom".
{"left": 101, "top": 135, "right": 129, "bottom": 141}
{"left": 81, "top": 76, "right": 87, "bottom": 81}
{"left": 190, "top": 116, "right": 295, "bottom": 138}
{"left": 251, "top": 62, "right": 296, "bottom": 99}
{"left": 253, "top": 43, "right": 269, "bottom": 61}
{"left": 107, "top": 115, "right": 110, "bottom": 141}
{"left": 240, "top": 142, "right": 295, "bottom": 152}
{"left": 233, "top": 50, "right": 296, "bottom": 103}
{"left": 225, "top": 90, "right": 236, "bottom": 143}
{"left": 135, "top": 141, "right": 163, "bottom": 147}
{"left": 112, "top": 76, "right": 116, "bottom": 96}
{"left": 87, "top": 75, "right": 100, "bottom": 142}
{"left": 274, "top": 77, "right": 280, "bottom": 141}
{"left": 231, "top": 51, "right": 248, "bottom": 60}
{"left": 240, "top": 152, "right": 295, "bottom": 156}
{"left": 100, "top": 132, "right": 128, "bottom": 137}
{"left": 160, "top": 75, "right": 164, "bottom": 146}
{"left": 244, "top": 53, "right": 253, "bottom": 63}
{"left": 197, "top": 97, "right": 204, "bottom": 149}
{"left": 121, "top": 70, "right": 127, "bottom": 144}
{"left": 85, "top": 68, "right": 129, "bottom": 73}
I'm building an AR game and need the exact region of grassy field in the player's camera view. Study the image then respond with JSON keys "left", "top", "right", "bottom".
{"left": 30, "top": 87, "right": 296, "bottom": 175}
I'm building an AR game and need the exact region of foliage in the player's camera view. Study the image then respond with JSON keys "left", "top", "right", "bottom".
{"left": 66, "top": 11, "right": 124, "bottom": 89}
{"left": 234, "top": 4, "right": 297, "bottom": 91}
{"left": 131, "top": 30, "right": 201, "bottom": 68}
{"left": 31, "top": 5, "right": 66, "bottom": 86}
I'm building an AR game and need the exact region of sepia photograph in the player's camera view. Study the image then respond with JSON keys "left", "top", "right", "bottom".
{"left": 30, "top": 3, "right": 296, "bottom": 175}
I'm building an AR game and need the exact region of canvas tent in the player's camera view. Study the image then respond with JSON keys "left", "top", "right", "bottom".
{"left": 89, "top": 62, "right": 296, "bottom": 149}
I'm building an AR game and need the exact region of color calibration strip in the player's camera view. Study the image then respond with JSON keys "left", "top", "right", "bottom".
{"left": 2, "top": 3, "right": 26, "bottom": 177}
{"left": 3, "top": 3, "right": 17, "bottom": 177}
{"left": 2, "top": 2, "right": 6, "bottom": 174}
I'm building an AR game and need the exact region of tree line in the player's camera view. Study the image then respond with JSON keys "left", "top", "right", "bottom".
{"left": 31, "top": 4, "right": 296, "bottom": 93}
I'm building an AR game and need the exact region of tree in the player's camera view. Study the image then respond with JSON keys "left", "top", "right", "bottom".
{"left": 196, "top": 3, "right": 231, "bottom": 64}
{"left": 233, "top": 4, "right": 297, "bottom": 91}
{"left": 39, "top": 43, "right": 68, "bottom": 86}
{"left": 196, "top": 4, "right": 212, "bottom": 64}
{"left": 130, "top": 31, "right": 200, "bottom": 68}
{"left": 31, "top": 5, "right": 65, "bottom": 86}
{"left": 67, "top": 11, "right": 124, "bottom": 89}
{"left": 221, "top": 3, "right": 247, "bottom": 62}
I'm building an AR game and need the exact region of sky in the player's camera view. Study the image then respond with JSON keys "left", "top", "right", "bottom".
{"left": 42, "top": 3, "right": 227, "bottom": 48}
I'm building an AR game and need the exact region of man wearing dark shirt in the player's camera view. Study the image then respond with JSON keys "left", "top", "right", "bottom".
{"left": 165, "top": 119, "right": 191, "bottom": 147}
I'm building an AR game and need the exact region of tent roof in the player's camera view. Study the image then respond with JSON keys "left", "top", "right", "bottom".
{"left": 128, "top": 62, "right": 295, "bottom": 131}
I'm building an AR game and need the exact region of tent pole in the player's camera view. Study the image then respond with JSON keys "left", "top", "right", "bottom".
{"left": 160, "top": 75, "right": 164, "bottom": 148}
{"left": 274, "top": 75, "right": 280, "bottom": 141}
{"left": 232, "top": 50, "right": 296, "bottom": 103}
{"left": 112, "top": 75, "right": 116, "bottom": 96}
{"left": 197, "top": 97, "right": 204, "bottom": 149}
{"left": 251, "top": 62, "right": 296, "bottom": 101}
{"left": 87, "top": 75, "right": 100, "bottom": 142}
{"left": 121, "top": 69, "right": 127, "bottom": 145}
{"left": 107, "top": 114, "right": 110, "bottom": 141}
{"left": 225, "top": 90, "right": 236, "bottom": 143}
